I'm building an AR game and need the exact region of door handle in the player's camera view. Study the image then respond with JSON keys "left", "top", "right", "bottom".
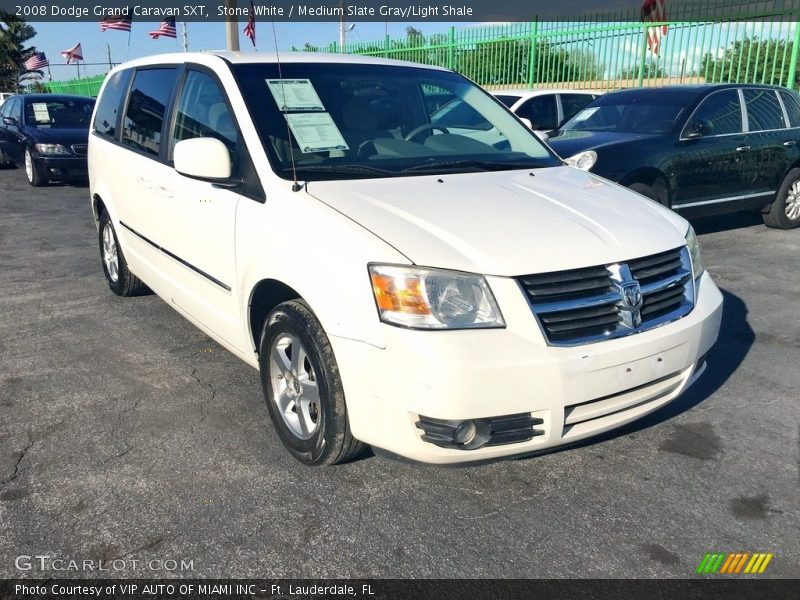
{"left": 735, "top": 145, "right": 751, "bottom": 152}
{"left": 783, "top": 140, "right": 797, "bottom": 146}
{"left": 137, "top": 177, "right": 154, "bottom": 189}
{"left": 155, "top": 186, "right": 174, "bottom": 198}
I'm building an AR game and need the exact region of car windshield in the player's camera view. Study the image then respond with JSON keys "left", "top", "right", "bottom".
{"left": 231, "top": 62, "right": 560, "bottom": 181}
{"left": 560, "top": 92, "right": 691, "bottom": 134}
{"left": 24, "top": 98, "right": 95, "bottom": 129}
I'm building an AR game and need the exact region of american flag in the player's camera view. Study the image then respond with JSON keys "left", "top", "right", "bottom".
{"left": 24, "top": 52, "right": 49, "bottom": 71}
{"left": 100, "top": 15, "right": 133, "bottom": 33}
{"left": 243, "top": 1, "right": 256, "bottom": 47}
{"left": 149, "top": 17, "right": 177, "bottom": 39}
{"left": 641, "top": 0, "right": 667, "bottom": 55}
{"left": 61, "top": 43, "right": 84, "bottom": 64}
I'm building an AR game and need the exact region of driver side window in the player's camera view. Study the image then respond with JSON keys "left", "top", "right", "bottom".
{"left": 688, "top": 90, "right": 743, "bottom": 137}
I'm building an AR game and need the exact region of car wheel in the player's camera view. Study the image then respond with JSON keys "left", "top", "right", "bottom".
{"left": 259, "top": 299, "right": 366, "bottom": 466}
{"left": 629, "top": 179, "right": 669, "bottom": 207}
{"left": 98, "top": 210, "right": 150, "bottom": 297}
{"left": 24, "top": 148, "right": 47, "bottom": 187}
{"left": 763, "top": 167, "right": 800, "bottom": 229}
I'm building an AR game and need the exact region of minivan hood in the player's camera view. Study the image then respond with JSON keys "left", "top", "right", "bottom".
{"left": 548, "top": 130, "right": 659, "bottom": 158}
{"left": 306, "top": 166, "right": 687, "bottom": 276}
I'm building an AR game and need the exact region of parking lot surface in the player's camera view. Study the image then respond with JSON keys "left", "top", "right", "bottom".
{"left": 0, "top": 166, "right": 798, "bottom": 579}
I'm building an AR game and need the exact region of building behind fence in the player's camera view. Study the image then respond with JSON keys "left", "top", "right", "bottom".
{"left": 302, "top": 0, "right": 800, "bottom": 91}
{"left": 45, "top": 0, "right": 800, "bottom": 95}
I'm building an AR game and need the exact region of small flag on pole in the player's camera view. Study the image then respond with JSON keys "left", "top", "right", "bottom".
{"left": 24, "top": 52, "right": 49, "bottom": 70}
{"left": 100, "top": 15, "right": 133, "bottom": 32}
{"left": 641, "top": 0, "right": 667, "bottom": 55}
{"left": 149, "top": 17, "right": 177, "bottom": 39}
{"left": 243, "top": 1, "right": 256, "bottom": 47}
{"left": 61, "top": 43, "right": 84, "bottom": 64}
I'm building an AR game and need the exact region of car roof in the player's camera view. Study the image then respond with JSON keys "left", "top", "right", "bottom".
{"left": 603, "top": 83, "right": 791, "bottom": 98}
{"left": 112, "top": 51, "right": 450, "bottom": 73}
{"left": 492, "top": 89, "right": 597, "bottom": 97}
{"left": 19, "top": 94, "right": 94, "bottom": 102}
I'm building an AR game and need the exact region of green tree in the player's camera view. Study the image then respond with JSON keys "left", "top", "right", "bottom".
{"left": 700, "top": 36, "right": 797, "bottom": 87}
{"left": 0, "top": 12, "right": 40, "bottom": 92}
{"left": 618, "top": 59, "right": 668, "bottom": 80}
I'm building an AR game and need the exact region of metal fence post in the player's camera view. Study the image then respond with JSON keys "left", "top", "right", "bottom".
{"left": 384, "top": 34, "right": 390, "bottom": 58}
{"left": 787, "top": 20, "right": 800, "bottom": 89}
{"left": 527, "top": 18, "right": 539, "bottom": 89}
{"left": 448, "top": 26, "right": 455, "bottom": 69}
{"left": 638, "top": 23, "right": 649, "bottom": 87}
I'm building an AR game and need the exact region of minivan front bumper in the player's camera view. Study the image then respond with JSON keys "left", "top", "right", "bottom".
{"left": 331, "top": 271, "right": 723, "bottom": 464}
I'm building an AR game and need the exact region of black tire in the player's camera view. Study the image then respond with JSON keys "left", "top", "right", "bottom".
{"left": 629, "top": 179, "right": 669, "bottom": 207}
{"left": 98, "top": 210, "right": 149, "bottom": 297}
{"left": 763, "top": 167, "right": 800, "bottom": 229}
{"left": 24, "top": 148, "right": 47, "bottom": 187}
{"left": 258, "top": 299, "right": 365, "bottom": 466}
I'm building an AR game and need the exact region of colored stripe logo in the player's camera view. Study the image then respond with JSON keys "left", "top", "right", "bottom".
{"left": 696, "top": 552, "right": 773, "bottom": 574}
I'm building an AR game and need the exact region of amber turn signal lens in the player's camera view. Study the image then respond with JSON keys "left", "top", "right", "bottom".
{"left": 371, "top": 273, "right": 431, "bottom": 315}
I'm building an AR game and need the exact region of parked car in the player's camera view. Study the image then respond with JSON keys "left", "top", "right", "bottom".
{"left": 547, "top": 84, "right": 800, "bottom": 229}
{"left": 0, "top": 93, "right": 95, "bottom": 186}
{"left": 89, "top": 52, "right": 722, "bottom": 465}
{"left": 492, "top": 89, "right": 600, "bottom": 135}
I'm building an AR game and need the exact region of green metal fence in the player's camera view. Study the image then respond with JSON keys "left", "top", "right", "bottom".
{"left": 309, "top": 0, "right": 800, "bottom": 91}
{"left": 45, "top": 74, "right": 105, "bottom": 97}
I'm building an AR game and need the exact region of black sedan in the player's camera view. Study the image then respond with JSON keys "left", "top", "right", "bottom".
{"left": 547, "top": 84, "right": 800, "bottom": 229}
{"left": 0, "top": 93, "right": 95, "bottom": 187}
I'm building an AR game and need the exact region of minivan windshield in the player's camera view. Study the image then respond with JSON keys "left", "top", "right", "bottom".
{"left": 231, "top": 62, "right": 560, "bottom": 180}
{"left": 560, "top": 91, "right": 692, "bottom": 134}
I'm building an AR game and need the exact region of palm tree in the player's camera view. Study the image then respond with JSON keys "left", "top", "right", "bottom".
{"left": 0, "top": 12, "right": 40, "bottom": 92}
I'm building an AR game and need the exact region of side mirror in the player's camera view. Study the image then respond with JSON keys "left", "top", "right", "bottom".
{"left": 520, "top": 117, "right": 533, "bottom": 129}
{"left": 686, "top": 119, "right": 712, "bottom": 139}
{"left": 3, "top": 116, "right": 18, "bottom": 126}
{"left": 174, "top": 137, "right": 232, "bottom": 181}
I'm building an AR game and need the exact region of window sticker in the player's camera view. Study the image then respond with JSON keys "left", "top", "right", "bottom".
{"left": 267, "top": 79, "right": 324, "bottom": 112}
{"left": 285, "top": 112, "right": 349, "bottom": 153}
{"left": 573, "top": 106, "right": 599, "bottom": 121}
{"left": 31, "top": 103, "right": 51, "bottom": 123}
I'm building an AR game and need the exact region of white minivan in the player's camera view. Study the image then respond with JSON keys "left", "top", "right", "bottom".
{"left": 88, "top": 52, "right": 723, "bottom": 465}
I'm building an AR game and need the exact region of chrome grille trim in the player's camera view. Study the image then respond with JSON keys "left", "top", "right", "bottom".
{"left": 71, "top": 144, "right": 87, "bottom": 156}
{"left": 518, "top": 247, "right": 694, "bottom": 346}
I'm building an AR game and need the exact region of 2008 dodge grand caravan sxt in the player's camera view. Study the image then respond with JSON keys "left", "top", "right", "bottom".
{"left": 88, "top": 52, "right": 723, "bottom": 465}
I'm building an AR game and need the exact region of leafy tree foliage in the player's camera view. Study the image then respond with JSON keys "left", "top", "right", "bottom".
{"left": 0, "top": 12, "right": 41, "bottom": 92}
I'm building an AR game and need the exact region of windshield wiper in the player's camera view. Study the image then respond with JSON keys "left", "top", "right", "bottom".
{"left": 289, "top": 164, "right": 396, "bottom": 177}
{"left": 401, "top": 159, "right": 540, "bottom": 174}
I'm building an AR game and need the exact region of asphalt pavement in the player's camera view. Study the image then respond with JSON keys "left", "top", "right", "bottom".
{"left": 0, "top": 165, "right": 798, "bottom": 578}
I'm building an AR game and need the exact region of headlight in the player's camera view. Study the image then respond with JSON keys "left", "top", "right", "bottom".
{"left": 369, "top": 264, "right": 505, "bottom": 330}
{"left": 35, "top": 144, "right": 70, "bottom": 156}
{"left": 565, "top": 150, "right": 597, "bottom": 171}
{"left": 685, "top": 225, "right": 705, "bottom": 280}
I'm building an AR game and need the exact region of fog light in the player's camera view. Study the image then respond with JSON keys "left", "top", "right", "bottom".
{"left": 454, "top": 420, "right": 477, "bottom": 445}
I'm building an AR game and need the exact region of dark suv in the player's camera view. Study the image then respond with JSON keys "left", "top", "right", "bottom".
{"left": 547, "top": 84, "right": 800, "bottom": 229}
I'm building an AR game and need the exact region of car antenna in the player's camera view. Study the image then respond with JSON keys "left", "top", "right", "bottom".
{"left": 271, "top": 20, "right": 303, "bottom": 192}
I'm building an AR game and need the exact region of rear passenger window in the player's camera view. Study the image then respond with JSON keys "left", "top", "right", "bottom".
{"left": 744, "top": 89, "right": 785, "bottom": 131}
{"left": 122, "top": 68, "right": 178, "bottom": 156}
{"left": 779, "top": 90, "right": 800, "bottom": 128}
{"left": 560, "top": 94, "right": 594, "bottom": 124}
{"left": 691, "top": 90, "right": 742, "bottom": 136}
{"left": 170, "top": 70, "right": 238, "bottom": 158}
{"left": 93, "top": 69, "right": 131, "bottom": 139}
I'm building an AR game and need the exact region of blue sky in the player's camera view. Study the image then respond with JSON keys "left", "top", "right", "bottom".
{"left": 31, "top": 20, "right": 458, "bottom": 79}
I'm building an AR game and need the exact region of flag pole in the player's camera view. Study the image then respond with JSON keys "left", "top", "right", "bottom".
{"left": 182, "top": 22, "right": 189, "bottom": 52}
{"left": 225, "top": 0, "right": 240, "bottom": 51}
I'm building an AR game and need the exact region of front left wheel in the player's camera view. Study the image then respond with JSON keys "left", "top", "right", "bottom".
{"left": 98, "top": 210, "right": 149, "bottom": 297}
{"left": 258, "top": 299, "right": 366, "bottom": 466}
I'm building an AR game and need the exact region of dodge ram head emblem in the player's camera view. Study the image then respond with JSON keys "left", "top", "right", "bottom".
{"left": 616, "top": 281, "right": 643, "bottom": 328}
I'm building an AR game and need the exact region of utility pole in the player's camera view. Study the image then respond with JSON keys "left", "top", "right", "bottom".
{"left": 225, "top": 0, "right": 240, "bottom": 51}
{"left": 339, "top": 0, "right": 346, "bottom": 51}
{"left": 106, "top": 43, "right": 112, "bottom": 69}
{"left": 182, "top": 22, "right": 189, "bottom": 52}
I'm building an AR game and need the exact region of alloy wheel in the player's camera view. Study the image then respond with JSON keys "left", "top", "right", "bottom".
{"left": 102, "top": 223, "right": 119, "bottom": 283}
{"left": 269, "top": 333, "right": 321, "bottom": 440}
{"left": 786, "top": 181, "right": 800, "bottom": 220}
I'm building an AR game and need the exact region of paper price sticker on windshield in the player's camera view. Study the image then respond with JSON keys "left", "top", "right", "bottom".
{"left": 31, "top": 103, "right": 50, "bottom": 123}
{"left": 286, "top": 112, "right": 349, "bottom": 153}
{"left": 267, "top": 79, "right": 324, "bottom": 112}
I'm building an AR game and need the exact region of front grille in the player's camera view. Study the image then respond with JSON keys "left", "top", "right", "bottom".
{"left": 71, "top": 144, "right": 87, "bottom": 156}
{"left": 519, "top": 247, "right": 693, "bottom": 345}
